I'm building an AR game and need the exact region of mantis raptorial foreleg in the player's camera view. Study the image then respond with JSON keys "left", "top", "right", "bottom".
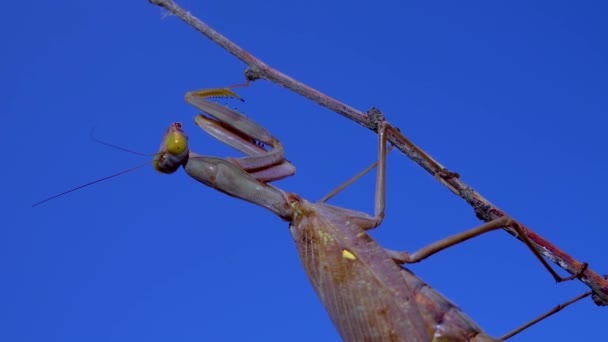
{"left": 186, "top": 89, "right": 295, "bottom": 181}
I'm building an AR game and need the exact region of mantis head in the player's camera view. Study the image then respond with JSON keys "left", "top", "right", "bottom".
{"left": 153, "top": 122, "right": 190, "bottom": 174}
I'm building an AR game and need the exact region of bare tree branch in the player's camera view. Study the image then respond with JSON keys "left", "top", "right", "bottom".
{"left": 148, "top": 0, "right": 608, "bottom": 305}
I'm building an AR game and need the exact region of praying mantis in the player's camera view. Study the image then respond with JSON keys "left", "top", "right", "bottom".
{"left": 149, "top": 87, "right": 583, "bottom": 341}
{"left": 33, "top": 86, "right": 590, "bottom": 340}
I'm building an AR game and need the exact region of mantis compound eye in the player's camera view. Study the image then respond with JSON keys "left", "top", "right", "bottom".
{"left": 166, "top": 130, "right": 188, "bottom": 155}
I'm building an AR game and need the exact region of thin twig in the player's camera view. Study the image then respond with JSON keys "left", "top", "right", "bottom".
{"left": 148, "top": 0, "right": 608, "bottom": 305}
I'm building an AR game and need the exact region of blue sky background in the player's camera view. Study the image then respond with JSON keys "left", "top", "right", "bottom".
{"left": 2, "top": 1, "right": 607, "bottom": 341}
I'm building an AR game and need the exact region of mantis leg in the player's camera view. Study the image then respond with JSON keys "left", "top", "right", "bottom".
{"left": 317, "top": 120, "right": 397, "bottom": 231}
{"left": 500, "top": 290, "right": 592, "bottom": 340}
{"left": 187, "top": 91, "right": 295, "bottom": 182}
{"left": 318, "top": 146, "right": 394, "bottom": 204}
{"left": 385, "top": 216, "right": 588, "bottom": 283}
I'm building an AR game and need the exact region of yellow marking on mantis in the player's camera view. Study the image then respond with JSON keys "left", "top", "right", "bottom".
{"left": 185, "top": 88, "right": 243, "bottom": 102}
{"left": 342, "top": 249, "right": 357, "bottom": 261}
{"left": 356, "top": 231, "right": 367, "bottom": 238}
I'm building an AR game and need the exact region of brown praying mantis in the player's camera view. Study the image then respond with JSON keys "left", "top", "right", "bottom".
{"left": 151, "top": 88, "right": 588, "bottom": 341}
{"left": 34, "top": 87, "right": 590, "bottom": 340}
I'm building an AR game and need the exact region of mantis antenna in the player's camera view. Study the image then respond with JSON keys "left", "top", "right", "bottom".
{"left": 32, "top": 161, "right": 153, "bottom": 207}
{"left": 32, "top": 130, "right": 159, "bottom": 207}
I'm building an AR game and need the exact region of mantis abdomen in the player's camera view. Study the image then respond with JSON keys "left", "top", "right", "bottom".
{"left": 290, "top": 202, "right": 498, "bottom": 342}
